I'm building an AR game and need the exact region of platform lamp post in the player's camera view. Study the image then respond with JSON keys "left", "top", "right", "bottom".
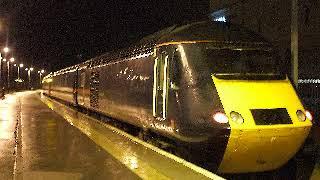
{"left": 25, "top": 67, "right": 33, "bottom": 90}
{"left": 17, "top": 63, "right": 23, "bottom": 80}
{"left": 38, "top": 69, "right": 45, "bottom": 86}
{"left": 2, "top": 58, "right": 7, "bottom": 90}
{"left": 7, "top": 57, "right": 14, "bottom": 91}
{"left": 2, "top": 47, "right": 9, "bottom": 91}
{"left": 14, "top": 63, "right": 24, "bottom": 81}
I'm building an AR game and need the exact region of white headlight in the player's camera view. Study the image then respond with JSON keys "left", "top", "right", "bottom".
{"left": 306, "top": 110, "right": 313, "bottom": 121}
{"left": 213, "top": 112, "right": 229, "bottom": 124}
{"left": 296, "top": 110, "right": 306, "bottom": 121}
{"left": 230, "top": 111, "right": 244, "bottom": 124}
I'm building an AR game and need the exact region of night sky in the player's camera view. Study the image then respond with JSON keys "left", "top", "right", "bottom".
{"left": 0, "top": 0, "right": 208, "bottom": 72}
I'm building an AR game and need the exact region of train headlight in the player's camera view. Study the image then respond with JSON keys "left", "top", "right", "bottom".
{"left": 296, "top": 110, "right": 306, "bottom": 121}
{"left": 306, "top": 110, "right": 313, "bottom": 121}
{"left": 213, "top": 112, "right": 229, "bottom": 124}
{"left": 230, "top": 111, "right": 244, "bottom": 124}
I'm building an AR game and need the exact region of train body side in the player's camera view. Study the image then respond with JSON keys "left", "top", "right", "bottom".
{"left": 42, "top": 47, "right": 229, "bottom": 140}
{"left": 47, "top": 70, "right": 77, "bottom": 105}
{"left": 41, "top": 20, "right": 312, "bottom": 174}
{"left": 83, "top": 54, "right": 155, "bottom": 128}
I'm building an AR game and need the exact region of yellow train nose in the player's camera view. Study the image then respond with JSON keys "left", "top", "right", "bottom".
{"left": 212, "top": 76, "right": 312, "bottom": 173}
{"left": 218, "top": 126, "right": 310, "bottom": 173}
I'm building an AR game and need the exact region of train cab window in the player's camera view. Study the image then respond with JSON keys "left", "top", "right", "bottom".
{"left": 181, "top": 43, "right": 285, "bottom": 80}
{"left": 170, "top": 50, "right": 181, "bottom": 90}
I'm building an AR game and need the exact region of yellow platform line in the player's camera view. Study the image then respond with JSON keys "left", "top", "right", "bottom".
{"left": 40, "top": 95, "right": 224, "bottom": 180}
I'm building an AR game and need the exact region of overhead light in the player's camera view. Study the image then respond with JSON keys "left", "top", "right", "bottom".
{"left": 3, "top": 47, "right": 9, "bottom": 53}
{"left": 214, "top": 16, "right": 226, "bottom": 22}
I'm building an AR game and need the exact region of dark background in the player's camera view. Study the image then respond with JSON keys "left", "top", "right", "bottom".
{"left": 0, "top": 0, "right": 209, "bottom": 72}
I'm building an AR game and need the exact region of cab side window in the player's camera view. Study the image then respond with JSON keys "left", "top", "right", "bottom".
{"left": 170, "top": 49, "right": 181, "bottom": 90}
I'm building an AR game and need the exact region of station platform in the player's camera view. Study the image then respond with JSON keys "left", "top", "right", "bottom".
{"left": 0, "top": 91, "right": 223, "bottom": 180}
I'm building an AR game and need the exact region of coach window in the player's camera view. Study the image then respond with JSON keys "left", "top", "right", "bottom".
{"left": 80, "top": 72, "right": 85, "bottom": 87}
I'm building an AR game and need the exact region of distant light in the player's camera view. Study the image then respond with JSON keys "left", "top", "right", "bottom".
{"left": 25, "top": 68, "right": 28, "bottom": 71}
{"left": 3, "top": 47, "right": 9, "bottom": 53}
{"left": 10, "top": 57, "right": 14, "bottom": 62}
{"left": 214, "top": 16, "right": 226, "bottom": 22}
{"left": 41, "top": 69, "right": 45, "bottom": 73}
{"left": 2, "top": 58, "right": 6, "bottom": 62}
{"left": 30, "top": 67, "right": 34, "bottom": 71}
{"left": 15, "top": 78, "right": 24, "bottom": 83}
{"left": 14, "top": 64, "right": 17, "bottom": 67}
{"left": 20, "top": 64, "right": 24, "bottom": 68}
{"left": 298, "top": 79, "right": 320, "bottom": 84}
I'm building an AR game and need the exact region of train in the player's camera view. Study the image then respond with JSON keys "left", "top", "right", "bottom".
{"left": 42, "top": 20, "right": 312, "bottom": 173}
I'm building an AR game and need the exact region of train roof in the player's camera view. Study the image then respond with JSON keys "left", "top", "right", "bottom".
{"left": 138, "top": 20, "right": 270, "bottom": 47}
{"left": 45, "top": 20, "right": 272, "bottom": 78}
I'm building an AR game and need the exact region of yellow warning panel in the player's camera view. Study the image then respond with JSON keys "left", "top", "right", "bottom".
{"left": 212, "top": 77, "right": 311, "bottom": 173}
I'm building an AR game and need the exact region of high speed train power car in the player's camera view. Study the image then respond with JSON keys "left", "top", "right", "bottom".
{"left": 42, "top": 20, "right": 312, "bottom": 173}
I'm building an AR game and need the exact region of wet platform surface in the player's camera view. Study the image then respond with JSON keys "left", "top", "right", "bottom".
{"left": 0, "top": 91, "right": 222, "bottom": 180}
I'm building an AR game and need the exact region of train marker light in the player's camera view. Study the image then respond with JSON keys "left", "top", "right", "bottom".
{"left": 230, "top": 111, "right": 244, "bottom": 124}
{"left": 213, "top": 112, "right": 229, "bottom": 124}
{"left": 296, "top": 110, "right": 306, "bottom": 122}
{"left": 305, "top": 110, "right": 313, "bottom": 121}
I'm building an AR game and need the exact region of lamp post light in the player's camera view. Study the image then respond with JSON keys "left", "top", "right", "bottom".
{"left": 3, "top": 47, "right": 9, "bottom": 53}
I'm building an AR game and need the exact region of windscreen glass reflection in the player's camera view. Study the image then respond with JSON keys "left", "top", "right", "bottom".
{"left": 183, "top": 43, "right": 285, "bottom": 80}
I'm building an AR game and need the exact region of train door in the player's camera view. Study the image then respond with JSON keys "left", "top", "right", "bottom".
{"left": 90, "top": 70, "right": 100, "bottom": 109}
{"left": 153, "top": 49, "right": 170, "bottom": 120}
{"left": 77, "top": 70, "right": 86, "bottom": 105}
{"left": 73, "top": 69, "right": 79, "bottom": 105}
{"left": 48, "top": 81, "right": 51, "bottom": 96}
